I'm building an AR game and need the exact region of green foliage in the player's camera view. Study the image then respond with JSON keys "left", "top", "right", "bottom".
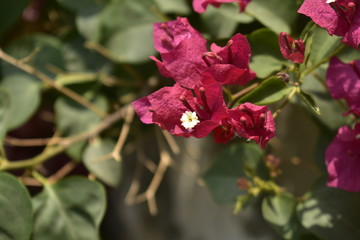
{"left": 203, "top": 143, "right": 263, "bottom": 204}
{"left": 246, "top": 0, "right": 298, "bottom": 34}
{"left": 238, "top": 77, "right": 294, "bottom": 105}
{"left": 262, "top": 193, "right": 300, "bottom": 240}
{"left": 83, "top": 138, "right": 122, "bottom": 187}
{"left": 32, "top": 177, "right": 106, "bottom": 240}
{"left": 0, "top": 172, "right": 33, "bottom": 240}
{"left": 0, "top": 0, "right": 29, "bottom": 39}
{"left": 248, "top": 29, "right": 284, "bottom": 78}
{"left": 0, "top": 89, "right": 11, "bottom": 140}
{"left": 0, "top": 74, "right": 41, "bottom": 130}
{"left": 298, "top": 182, "right": 360, "bottom": 240}
{"left": 55, "top": 94, "right": 108, "bottom": 160}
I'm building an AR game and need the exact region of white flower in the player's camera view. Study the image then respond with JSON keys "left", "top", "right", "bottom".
{"left": 180, "top": 111, "right": 200, "bottom": 130}
{"left": 326, "top": 0, "right": 336, "bottom": 3}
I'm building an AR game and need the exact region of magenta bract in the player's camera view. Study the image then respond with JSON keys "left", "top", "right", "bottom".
{"left": 298, "top": 0, "right": 360, "bottom": 48}
{"left": 229, "top": 103, "right": 276, "bottom": 148}
{"left": 326, "top": 123, "right": 360, "bottom": 191}
{"left": 326, "top": 57, "right": 360, "bottom": 116}
{"left": 193, "top": 0, "right": 252, "bottom": 13}
{"left": 278, "top": 32, "right": 305, "bottom": 64}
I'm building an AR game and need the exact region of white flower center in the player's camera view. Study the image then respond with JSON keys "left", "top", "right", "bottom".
{"left": 180, "top": 111, "right": 200, "bottom": 130}
{"left": 326, "top": 0, "right": 336, "bottom": 3}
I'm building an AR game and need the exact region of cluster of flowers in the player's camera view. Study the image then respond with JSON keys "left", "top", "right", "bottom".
{"left": 299, "top": 0, "right": 360, "bottom": 191}
{"left": 132, "top": 17, "right": 275, "bottom": 148}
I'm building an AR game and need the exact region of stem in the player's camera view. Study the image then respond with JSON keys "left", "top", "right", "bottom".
{"left": 228, "top": 82, "right": 260, "bottom": 108}
{"left": 0, "top": 48, "right": 107, "bottom": 118}
{"left": 0, "top": 106, "right": 127, "bottom": 171}
{"left": 272, "top": 87, "right": 298, "bottom": 119}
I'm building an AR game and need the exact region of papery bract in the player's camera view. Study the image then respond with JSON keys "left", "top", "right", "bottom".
{"left": 298, "top": 0, "right": 360, "bottom": 48}
{"left": 153, "top": 28, "right": 256, "bottom": 88}
{"left": 229, "top": 103, "right": 276, "bottom": 148}
{"left": 193, "top": 0, "right": 251, "bottom": 13}
{"left": 132, "top": 81, "right": 228, "bottom": 139}
{"left": 326, "top": 57, "right": 360, "bottom": 116}
{"left": 278, "top": 32, "right": 305, "bottom": 64}
{"left": 325, "top": 123, "right": 360, "bottom": 191}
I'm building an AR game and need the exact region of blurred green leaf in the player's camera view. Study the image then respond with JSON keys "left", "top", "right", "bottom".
{"left": 203, "top": 143, "right": 263, "bottom": 204}
{"left": 100, "top": 0, "right": 160, "bottom": 63}
{"left": 0, "top": 0, "right": 29, "bottom": 38}
{"left": 0, "top": 89, "right": 11, "bottom": 140}
{"left": 55, "top": 93, "right": 108, "bottom": 160}
{"left": 246, "top": 0, "right": 298, "bottom": 34}
{"left": 297, "top": 181, "right": 360, "bottom": 240}
{"left": 297, "top": 89, "right": 320, "bottom": 115}
{"left": 1, "top": 34, "right": 64, "bottom": 78}
{"left": 0, "top": 73, "right": 41, "bottom": 130}
{"left": 301, "top": 67, "right": 348, "bottom": 132}
{"left": 262, "top": 193, "right": 300, "bottom": 240}
{"left": 57, "top": 0, "right": 105, "bottom": 41}
{"left": 201, "top": 4, "right": 253, "bottom": 39}
{"left": 248, "top": 29, "right": 284, "bottom": 78}
{"left": 154, "top": 0, "right": 190, "bottom": 15}
{"left": 32, "top": 177, "right": 106, "bottom": 240}
{"left": 238, "top": 77, "right": 294, "bottom": 105}
{"left": 307, "top": 27, "right": 342, "bottom": 68}
{"left": 0, "top": 172, "right": 33, "bottom": 240}
{"left": 83, "top": 138, "right": 122, "bottom": 187}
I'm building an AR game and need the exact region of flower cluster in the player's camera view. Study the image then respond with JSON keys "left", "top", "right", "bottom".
{"left": 193, "top": 0, "right": 252, "bottom": 13}
{"left": 278, "top": 32, "right": 305, "bottom": 64}
{"left": 298, "top": 0, "right": 360, "bottom": 48}
{"left": 325, "top": 57, "right": 360, "bottom": 191}
{"left": 132, "top": 17, "right": 275, "bottom": 148}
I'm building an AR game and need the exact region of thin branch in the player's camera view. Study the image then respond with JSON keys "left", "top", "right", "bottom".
{"left": 125, "top": 159, "right": 144, "bottom": 205}
{"left": 228, "top": 82, "right": 260, "bottom": 108}
{"left": 48, "top": 161, "right": 78, "bottom": 183}
{"left": 0, "top": 106, "right": 127, "bottom": 171}
{"left": 112, "top": 105, "right": 135, "bottom": 161}
{"left": 0, "top": 48, "right": 107, "bottom": 118}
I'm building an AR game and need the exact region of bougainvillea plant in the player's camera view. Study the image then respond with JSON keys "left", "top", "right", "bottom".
{"left": 0, "top": 0, "right": 360, "bottom": 239}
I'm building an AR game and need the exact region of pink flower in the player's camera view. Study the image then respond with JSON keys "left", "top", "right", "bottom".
{"left": 326, "top": 57, "right": 360, "bottom": 116}
{"left": 325, "top": 123, "right": 360, "bottom": 191}
{"left": 298, "top": 0, "right": 360, "bottom": 48}
{"left": 151, "top": 18, "right": 256, "bottom": 89}
{"left": 228, "top": 103, "right": 276, "bottom": 148}
{"left": 278, "top": 32, "right": 305, "bottom": 64}
{"left": 193, "top": 0, "right": 252, "bottom": 13}
{"left": 132, "top": 81, "right": 228, "bottom": 139}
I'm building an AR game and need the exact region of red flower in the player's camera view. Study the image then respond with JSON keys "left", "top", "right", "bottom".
{"left": 326, "top": 123, "right": 360, "bottom": 191}
{"left": 132, "top": 81, "right": 228, "bottom": 139}
{"left": 298, "top": 0, "right": 360, "bottom": 48}
{"left": 278, "top": 32, "right": 305, "bottom": 64}
{"left": 192, "top": 0, "right": 252, "bottom": 13}
{"left": 326, "top": 57, "right": 360, "bottom": 116}
{"left": 229, "top": 103, "right": 276, "bottom": 148}
{"left": 151, "top": 18, "right": 256, "bottom": 89}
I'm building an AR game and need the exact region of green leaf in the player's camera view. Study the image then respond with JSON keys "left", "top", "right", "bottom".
{"left": 83, "top": 138, "right": 122, "bottom": 187}
{"left": 262, "top": 193, "right": 300, "bottom": 240}
{"left": 0, "top": 0, "right": 29, "bottom": 38}
{"left": 57, "top": 0, "right": 105, "bottom": 41}
{"left": 307, "top": 26, "right": 342, "bottom": 68}
{"left": 0, "top": 89, "right": 11, "bottom": 140}
{"left": 248, "top": 29, "right": 284, "bottom": 78}
{"left": 154, "top": 0, "right": 190, "bottom": 15}
{"left": 203, "top": 143, "right": 263, "bottom": 204}
{"left": 55, "top": 93, "right": 108, "bottom": 160}
{"left": 32, "top": 177, "right": 106, "bottom": 240}
{"left": 1, "top": 34, "right": 65, "bottom": 78}
{"left": 0, "top": 74, "right": 41, "bottom": 130}
{"left": 201, "top": 4, "right": 253, "bottom": 39}
{"left": 246, "top": 0, "right": 298, "bottom": 34}
{"left": 238, "top": 77, "right": 294, "bottom": 105}
{"left": 100, "top": 0, "right": 160, "bottom": 63}
{"left": 297, "top": 89, "right": 321, "bottom": 115}
{"left": 301, "top": 67, "right": 348, "bottom": 132}
{"left": 0, "top": 172, "right": 33, "bottom": 240}
{"left": 297, "top": 181, "right": 360, "bottom": 240}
